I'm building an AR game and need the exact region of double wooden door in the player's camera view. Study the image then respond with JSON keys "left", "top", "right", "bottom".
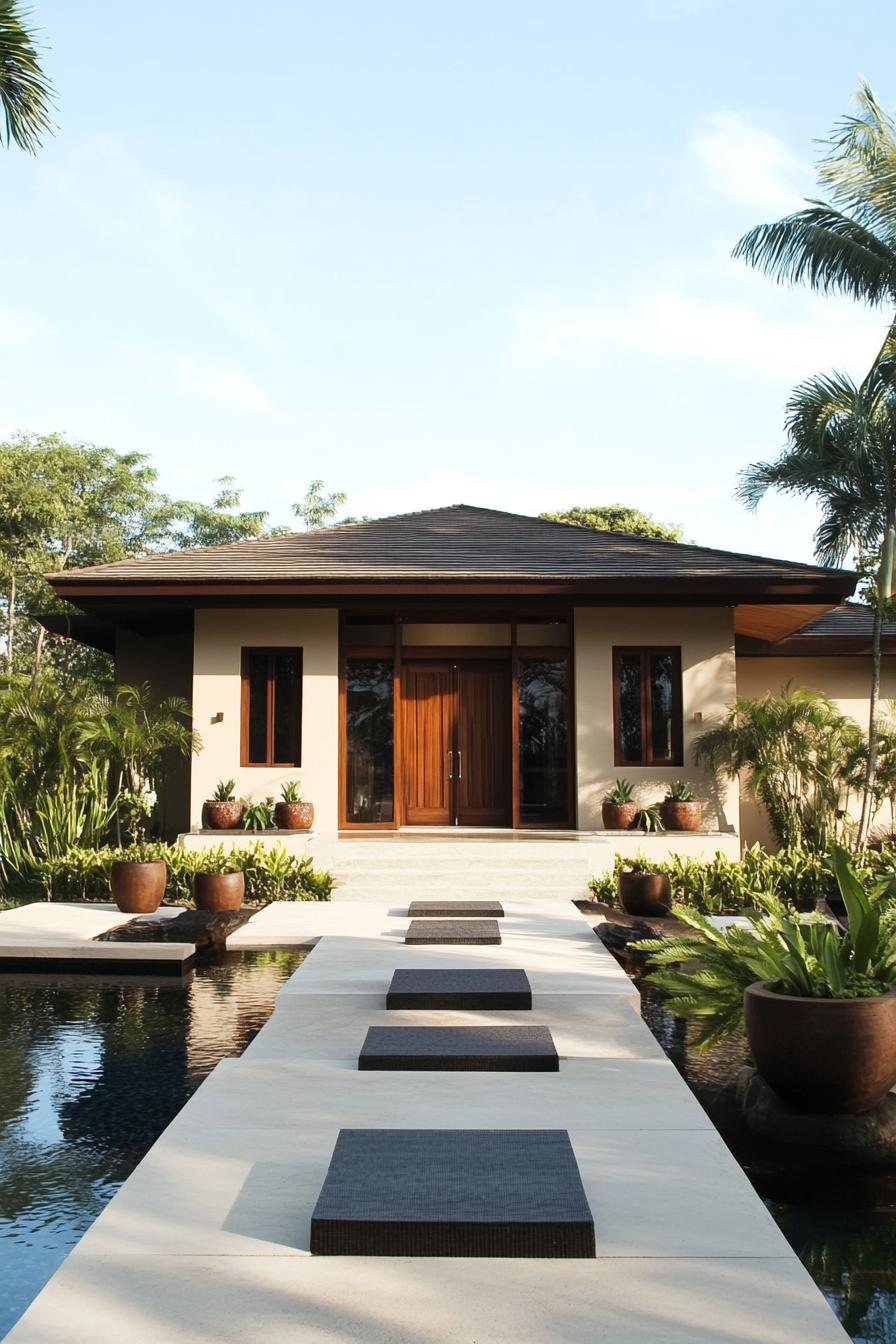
{"left": 401, "top": 659, "right": 511, "bottom": 826}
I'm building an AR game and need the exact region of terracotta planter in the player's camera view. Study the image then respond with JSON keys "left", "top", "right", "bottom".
{"left": 618, "top": 870, "right": 671, "bottom": 917}
{"left": 193, "top": 870, "right": 245, "bottom": 912}
{"left": 205, "top": 800, "right": 244, "bottom": 830}
{"left": 274, "top": 800, "right": 314, "bottom": 831}
{"left": 745, "top": 981, "right": 896, "bottom": 1114}
{"left": 110, "top": 860, "right": 167, "bottom": 914}
{"left": 661, "top": 800, "right": 703, "bottom": 832}
{"left": 602, "top": 802, "right": 638, "bottom": 831}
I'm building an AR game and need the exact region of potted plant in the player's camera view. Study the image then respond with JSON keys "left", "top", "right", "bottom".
{"left": 641, "top": 846, "right": 896, "bottom": 1114}
{"left": 243, "top": 797, "right": 275, "bottom": 832}
{"left": 601, "top": 779, "right": 638, "bottom": 831}
{"left": 110, "top": 844, "right": 168, "bottom": 914}
{"left": 193, "top": 849, "right": 246, "bottom": 912}
{"left": 661, "top": 781, "right": 703, "bottom": 832}
{"left": 617, "top": 854, "right": 671, "bottom": 917}
{"left": 274, "top": 780, "right": 314, "bottom": 831}
{"left": 205, "top": 779, "right": 244, "bottom": 830}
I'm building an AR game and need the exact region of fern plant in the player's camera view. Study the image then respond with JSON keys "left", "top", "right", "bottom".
{"left": 639, "top": 846, "right": 896, "bottom": 1049}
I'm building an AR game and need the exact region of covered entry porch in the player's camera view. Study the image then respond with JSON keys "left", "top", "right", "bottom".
{"left": 340, "top": 608, "right": 573, "bottom": 830}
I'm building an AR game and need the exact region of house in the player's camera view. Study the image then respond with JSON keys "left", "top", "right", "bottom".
{"left": 44, "top": 503, "right": 888, "bottom": 856}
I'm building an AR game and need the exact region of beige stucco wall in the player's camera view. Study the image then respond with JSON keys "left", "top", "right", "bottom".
{"left": 736, "top": 655, "right": 896, "bottom": 849}
{"left": 574, "top": 607, "right": 739, "bottom": 834}
{"left": 190, "top": 609, "right": 339, "bottom": 833}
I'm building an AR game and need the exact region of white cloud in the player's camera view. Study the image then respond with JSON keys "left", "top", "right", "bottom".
{"left": 506, "top": 287, "right": 884, "bottom": 383}
{"left": 690, "top": 110, "right": 808, "bottom": 215}
{"left": 175, "top": 355, "right": 274, "bottom": 416}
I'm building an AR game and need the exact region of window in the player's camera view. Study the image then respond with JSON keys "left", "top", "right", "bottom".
{"left": 518, "top": 656, "right": 569, "bottom": 823}
{"left": 613, "top": 647, "right": 682, "bottom": 766}
{"left": 345, "top": 658, "right": 394, "bottom": 823}
{"left": 241, "top": 648, "right": 302, "bottom": 766}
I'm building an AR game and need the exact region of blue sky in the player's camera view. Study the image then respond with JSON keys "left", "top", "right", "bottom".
{"left": 3, "top": 0, "right": 896, "bottom": 561}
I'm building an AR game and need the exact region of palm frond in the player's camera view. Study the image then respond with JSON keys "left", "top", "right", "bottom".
{"left": 0, "top": 0, "right": 54, "bottom": 153}
{"left": 733, "top": 203, "right": 896, "bottom": 304}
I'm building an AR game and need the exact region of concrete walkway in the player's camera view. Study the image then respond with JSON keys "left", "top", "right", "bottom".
{"left": 6, "top": 900, "right": 849, "bottom": 1343}
{"left": 0, "top": 901, "right": 194, "bottom": 971}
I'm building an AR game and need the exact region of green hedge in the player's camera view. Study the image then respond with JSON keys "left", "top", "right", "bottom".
{"left": 588, "top": 847, "right": 848, "bottom": 916}
{"left": 36, "top": 842, "right": 333, "bottom": 905}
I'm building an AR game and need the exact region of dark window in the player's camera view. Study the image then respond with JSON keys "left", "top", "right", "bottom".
{"left": 345, "top": 659, "right": 394, "bottom": 823}
{"left": 518, "top": 656, "right": 569, "bottom": 823}
{"left": 241, "top": 648, "right": 302, "bottom": 766}
{"left": 612, "top": 647, "right": 682, "bottom": 766}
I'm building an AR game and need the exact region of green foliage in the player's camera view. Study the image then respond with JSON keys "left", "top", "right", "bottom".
{"left": 694, "top": 686, "right": 864, "bottom": 850}
{"left": 539, "top": 504, "right": 682, "bottom": 542}
{"left": 636, "top": 805, "right": 665, "bottom": 833}
{"left": 0, "top": 0, "right": 54, "bottom": 153}
{"left": 588, "top": 847, "right": 833, "bottom": 916}
{"left": 167, "top": 477, "right": 272, "bottom": 549}
{"left": 243, "top": 798, "right": 275, "bottom": 831}
{"left": 665, "top": 780, "right": 695, "bottom": 802}
{"left": 604, "top": 778, "right": 634, "bottom": 804}
{"left": 36, "top": 842, "right": 332, "bottom": 904}
{"left": 280, "top": 779, "right": 303, "bottom": 803}
{"left": 211, "top": 778, "right": 237, "bottom": 802}
{"left": 639, "top": 847, "right": 896, "bottom": 1048}
{"left": 293, "top": 480, "right": 348, "bottom": 530}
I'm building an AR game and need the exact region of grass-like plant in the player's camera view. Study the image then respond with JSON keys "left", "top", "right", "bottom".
{"left": 243, "top": 797, "right": 275, "bottom": 831}
{"left": 211, "top": 779, "right": 237, "bottom": 802}
{"left": 280, "top": 780, "right": 303, "bottom": 803}
{"left": 639, "top": 846, "right": 896, "bottom": 1049}
{"left": 665, "top": 780, "right": 695, "bottom": 802}
{"left": 636, "top": 804, "right": 665, "bottom": 833}
{"left": 604, "top": 779, "right": 634, "bottom": 804}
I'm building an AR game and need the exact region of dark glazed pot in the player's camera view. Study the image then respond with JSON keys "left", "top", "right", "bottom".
{"left": 110, "top": 860, "right": 167, "bottom": 914}
{"left": 274, "top": 800, "right": 314, "bottom": 831}
{"left": 618, "top": 870, "right": 671, "bottom": 917}
{"left": 205, "top": 800, "right": 244, "bottom": 830}
{"left": 193, "top": 870, "right": 245, "bottom": 912}
{"left": 602, "top": 802, "right": 638, "bottom": 831}
{"left": 661, "top": 800, "right": 703, "bottom": 832}
{"left": 745, "top": 981, "right": 896, "bottom": 1114}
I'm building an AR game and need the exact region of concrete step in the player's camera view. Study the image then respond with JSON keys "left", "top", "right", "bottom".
{"left": 329, "top": 869, "right": 592, "bottom": 887}
{"left": 332, "top": 885, "right": 591, "bottom": 901}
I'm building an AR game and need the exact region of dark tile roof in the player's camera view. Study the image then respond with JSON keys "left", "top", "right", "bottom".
{"left": 47, "top": 504, "right": 854, "bottom": 591}
{"left": 794, "top": 602, "right": 896, "bottom": 640}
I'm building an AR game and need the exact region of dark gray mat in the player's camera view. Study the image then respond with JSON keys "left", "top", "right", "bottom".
{"left": 408, "top": 900, "right": 504, "bottom": 919}
{"left": 404, "top": 918, "right": 501, "bottom": 945}
{"left": 359, "top": 1025, "right": 557, "bottom": 1071}
{"left": 387, "top": 968, "right": 531, "bottom": 1010}
{"left": 310, "top": 1128, "right": 595, "bottom": 1257}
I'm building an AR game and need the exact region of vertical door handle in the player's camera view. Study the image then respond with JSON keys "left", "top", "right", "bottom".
{"left": 457, "top": 750, "right": 462, "bottom": 780}
{"left": 447, "top": 751, "right": 453, "bottom": 779}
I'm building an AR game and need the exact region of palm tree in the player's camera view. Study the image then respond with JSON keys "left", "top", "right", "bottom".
{"left": 0, "top": 1, "right": 54, "bottom": 153}
{"left": 734, "top": 82, "right": 896, "bottom": 846}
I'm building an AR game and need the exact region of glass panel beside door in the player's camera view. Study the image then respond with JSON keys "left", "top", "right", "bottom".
{"left": 518, "top": 656, "right": 570, "bottom": 823}
{"left": 345, "top": 659, "right": 394, "bottom": 823}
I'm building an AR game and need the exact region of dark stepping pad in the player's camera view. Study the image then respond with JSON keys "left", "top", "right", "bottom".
{"left": 405, "top": 919, "right": 500, "bottom": 945}
{"left": 359, "top": 1025, "right": 557, "bottom": 1071}
{"left": 387, "top": 968, "right": 531, "bottom": 1010}
{"left": 408, "top": 900, "right": 504, "bottom": 919}
{"left": 310, "top": 1128, "right": 595, "bottom": 1257}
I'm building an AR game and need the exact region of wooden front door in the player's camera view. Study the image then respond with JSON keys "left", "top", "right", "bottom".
{"left": 402, "top": 659, "right": 511, "bottom": 826}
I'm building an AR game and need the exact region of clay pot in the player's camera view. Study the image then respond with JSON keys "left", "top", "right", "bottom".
{"left": 205, "top": 800, "right": 244, "bottom": 830}
{"left": 602, "top": 802, "right": 638, "bottom": 831}
{"left": 744, "top": 981, "right": 896, "bottom": 1114}
{"left": 193, "top": 870, "right": 245, "bottom": 912}
{"left": 274, "top": 800, "right": 314, "bottom": 831}
{"left": 661, "top": 800, "right": 703, "bottom": 832}
{"left": 110, "top": 860, "right": 167, "bottom": 914}
{"left": 618, "top": 870, "right": 671, "bottom": 918}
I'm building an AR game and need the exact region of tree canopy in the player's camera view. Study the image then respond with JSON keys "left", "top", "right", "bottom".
{"left": 539, "top": 504, "right": 682, "bottom": 542}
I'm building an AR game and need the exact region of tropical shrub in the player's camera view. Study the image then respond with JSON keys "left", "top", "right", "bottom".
{"left": 36, "top": 841, "right": 332, "bottom": 904}
{"left": 693, "top": 687, "right": 866, "bottom": 850}
{"left": 638, "top": 848, "right": 896, "bottom": 1048}
{"left": 604, "top": 779, "right": 634, "bottom": 804}
{"left": 243, "top": 798, "right": 276, "bottom": 831}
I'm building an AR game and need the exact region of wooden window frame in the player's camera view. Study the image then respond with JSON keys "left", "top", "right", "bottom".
{"left": 612, "top": 646, "right": 683, "bottom": 768}
{"left": 240, "top": 646, "right": 303, "bottom": 768}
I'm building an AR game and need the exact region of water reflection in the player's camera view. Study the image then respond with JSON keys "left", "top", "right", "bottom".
{"left": 0, "top": 950, "right": 306, "bottom": 1337}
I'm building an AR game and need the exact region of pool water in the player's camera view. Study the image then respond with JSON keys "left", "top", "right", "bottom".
{"left": 638, "top": 976, "right": 896, "bottom": 1344}
{"left": 0, "top": 949, "right": 307, "bottom": 1338}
